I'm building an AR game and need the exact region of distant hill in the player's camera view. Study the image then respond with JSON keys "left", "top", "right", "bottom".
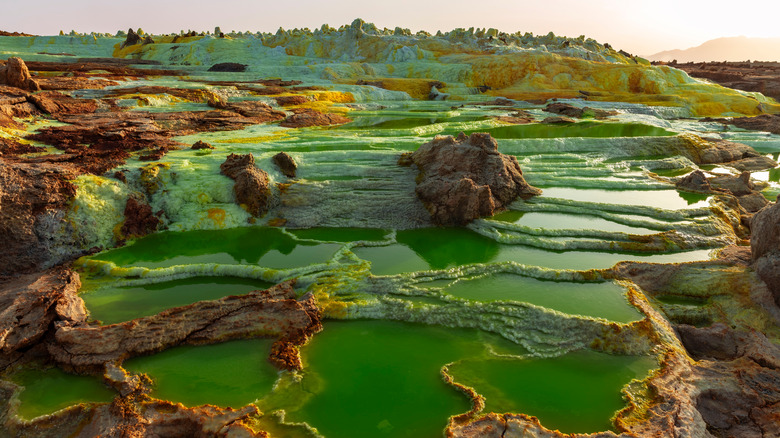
{"left": 648, "top": 36, "right": 780, "bottom": 63}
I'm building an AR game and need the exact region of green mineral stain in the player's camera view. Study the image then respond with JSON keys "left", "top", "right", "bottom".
{"left": 491, "top": 211, "right": 658, "bottom": 235}
{"left": 81, "top": 276, "right": 272, "bottom": 324}
{"left": 91, "top": 227, "right": 341, "bottom": 268}
{"left": 124, "top": 339, "right": 278, "bottom": 408}
{"left": 444, "top": 274, "right": 642, "bottom": 322}
{"left": 289, "top": 227, "right": 389, "bottom": 242}
{"left": 288, "top": 320, "right": 522, "bottom": 438}
{"left": 447, "top": 351, "right": 657, "bottom": 433}
{"left": 10, "top": 367, "right": 115, "bottom": 420}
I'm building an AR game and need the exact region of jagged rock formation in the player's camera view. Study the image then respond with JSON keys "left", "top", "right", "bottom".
{"left": 0, "top": 267, "right": 84, "bottom": 354}
{"left": 0, "top": 160, "right": 79, "bottom": 275}
{"left": 403, "top": 132, "right": 541, "bottom": 225}
{"left": 273, "top": 151, "right": 297, "bottom": 177}
{"left": 752, "top": 201, "right": 780, "bottom": 304}
{"left": 675, "top": 169, "right": 770, "bottom": 214}
{"left": 220, "top": 153, "right": 271, "bottom": 217}
{"left": 0, "top": 57, "right": 40, "bottom": 92}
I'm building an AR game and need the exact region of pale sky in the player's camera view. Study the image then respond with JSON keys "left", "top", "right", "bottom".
{"left": 3, "top": 0, "right": 780, "bottom": 56}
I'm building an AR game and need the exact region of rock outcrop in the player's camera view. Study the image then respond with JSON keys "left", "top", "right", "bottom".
{"left": 120, "top": 196, "right": 160, "bottom": 239}
{"left": 751, "top": 201, "right": 780, "bottom": 304}
{"left": 404, "top": 132, "right": 541, "bottom": 225}
{"left": 0, "top": 57, "right": 40, "bottom": 92}
{"left": 207, "top": 62, "right": 247, "bottom": 72}
{"left": 0, "top": 160, "right": 79, "bottom": 275}
{"left": 675, "top": 169, "right": 770, "bottom": 214}
{"left": 191, "top": 140, "right": 214, "bottom": 150}
{"left": 272, "top": 151, "right": 297, "bottom": 178}
{"left": 48, "top": 280, "right": 321, "bottom": 373}
{"left": 0, "top": 267, "right": 84, "bottom": 354}
{"left": 280, "top": 108, "right": 351, "bottom": 128}
{"left": 543, "top": 102, "right": 616, "bottom": 119}
{"left": 220, "top": 153, "right": 271, "bottom": 217}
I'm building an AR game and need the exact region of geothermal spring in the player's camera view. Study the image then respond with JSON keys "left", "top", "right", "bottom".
{"left": 1, "top": 20, "right": 779, "bottom": 438}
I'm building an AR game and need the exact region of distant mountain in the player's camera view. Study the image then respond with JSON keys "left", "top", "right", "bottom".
{"left": 648, "top": 36, "right": 780, "bottom": 63}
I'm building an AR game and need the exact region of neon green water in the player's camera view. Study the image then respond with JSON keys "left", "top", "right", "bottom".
{"left": 288, "top": 320, "right": 519, "bottom": 438}
{"left": 9, "top": 367, "right": 115, "bottom": 419}
{"left": 444, "top": 274, "right": 642, "bottom": 323}
{"left": 353, "top": 227, "right": 713, "bottom": 274}
{"left": 289, "top": 227, "right": 389, "bottom": 242}
{"left": 123, "top": 339, "right": 278, "bottom": 408}
{"left": 92, "top": 227, "right": 341, "bottom": 269}
{"left": 282, "top": 320, "right": 651, "bottom": 437}
{"left": 81, "top": 276, "right": 272, "bottom": 324}
{"left": 539, "top": 188, "right": 711, "bottom": 210}
{"left": 491, "top": 211, "right": 658, "bottom": 235}
{"left": 447, "top": 351, "right": 656, "bottom": 433}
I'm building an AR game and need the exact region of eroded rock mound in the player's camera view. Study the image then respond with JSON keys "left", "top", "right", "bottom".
{"left": 405, "top": 132, "right": 541, "bottom": 225}
{"left": 751, "top": 201, "right": 780, "bottom": 303}
{"left": 120, "top": 196, "right": 160, "bottom": 239}
{"left": 220, "top": 153, "right": 271, "bottom": 217}
{"left": 0, "top": 57, "right": 40, "bottom": 92}
{"left": 273, "top": 151, "right": 297, "bottom": 178}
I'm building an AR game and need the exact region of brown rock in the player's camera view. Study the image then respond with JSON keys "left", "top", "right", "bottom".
{"left": 751, "top": 201, "right": 780, "bottom": 302}
{"left": 675, "top": 170, "right": 712, "bottom": 193}
{"left": 408, "top": 132, "right": 541, "bottom": 225}
{"left": 0, "top": 137, "right": 43, "bottom": 155}
{"left": 0, "top": 267, "right": 84, "bottom": 354}
{"left": 220, "top": 153, "right": 271, "bottom": 217}
{"left": 121, "top": 28, "right": 143, "bottom": 48}
{"left": 207, "top": 99, "right": 287, "bottom": 121}
{"left": 272, "top": 151, "right": 297, "bottom": 177}
{"left": 274, "top": 95, "right": 311, "bottom": 106}
{"left": 29, "top": 91, "right": 98, "bottom": 116}
{"left": 47, "top": 280, "right": 321, "bottom": 373}
{"left": 0, "top": 160, "right": 79, "bottom": 274}
{"left": 120, "top": 196, "right": 160, "bottom": 239}
{"left": 280, "top": 108, "right": 351, "bottom": 128}
{"left": 544, "top": 102, "right": 616, "bottom": 119}
{"left": 0, "top": 57, "right": 40, "bottom": 91}
{"left": 541, "top": 115, "right": 576, "bottom": 124}
{"left": 191, "top": 140, "right": 214, "bottom": 150}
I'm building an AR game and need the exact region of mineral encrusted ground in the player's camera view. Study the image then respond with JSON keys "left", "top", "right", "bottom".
{"left": 1, "top": 23, "right": 780, "bottom": 438}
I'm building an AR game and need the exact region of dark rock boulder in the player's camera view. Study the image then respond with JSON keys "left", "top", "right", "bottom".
{"left": 273, "top": 152, "right": 297, "bottom": 178}
{"left": 207, "top": 62, "right": 247, "bottom": 72}
{"left": 220, "top": 153, "right": 271, "bottom": 217}
{"left": 405, "top": 132, "right": 541, "bottom": 225}
{"left": 121, "top": 28, "right": 143, "bottom": 48}
{"left": 543, "top": 102, "right": 616, "bottom": 119}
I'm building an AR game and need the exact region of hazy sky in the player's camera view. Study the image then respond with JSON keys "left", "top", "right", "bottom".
{"left": 3, "top": 0, "right": 780, "bottom": 55}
